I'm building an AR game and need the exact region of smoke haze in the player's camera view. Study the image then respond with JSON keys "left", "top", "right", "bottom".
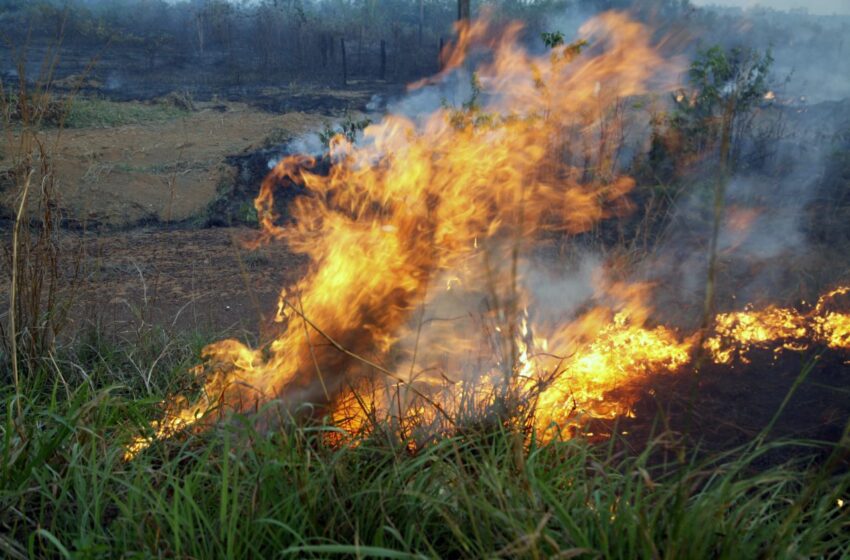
{"left": 692, "top": 0, "right": 850, "bottom": 15}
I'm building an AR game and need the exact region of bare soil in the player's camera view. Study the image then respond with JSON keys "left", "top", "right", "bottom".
{"left": 46, "top": 226, "right": 305, "bottom": 338}
{"left": 14, "top": 103, "right": 323, "bottom": 228}
{"left": 0, "top": 89, "right": 376, "bottom": 333}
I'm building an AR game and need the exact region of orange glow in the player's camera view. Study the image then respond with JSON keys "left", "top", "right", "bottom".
{"left": 705, "top": 286, "right": 850, "bottom": 365}
{"left": 706, "top": 307, "right": 808, "bottom": 364}
{"left": 533, "top": 309, "right": 694, "bottom": 433}
{"left": 814, "top": 287, "right": 850, "bottom": 350}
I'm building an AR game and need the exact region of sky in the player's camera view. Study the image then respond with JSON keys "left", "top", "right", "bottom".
{"left": 691, "top": 0, "right": 850, "bottom": 15}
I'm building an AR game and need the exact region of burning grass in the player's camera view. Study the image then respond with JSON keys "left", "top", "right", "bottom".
{"left": 121, "top": 11, "right": 681, "bottom": 457}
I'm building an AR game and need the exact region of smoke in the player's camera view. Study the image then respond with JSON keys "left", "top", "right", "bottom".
{"left": 691, "top": 1, "right": 850, "bottom": 16}
{"left": 637, "top": 97, "right": 850, "bottom": 330}
{"left": 267, "top": 132, "right": 325, "bottom": 168}
{"left": 525, "top": 253, "right": 603, "bottom": 322}
{"left": 687, "top": 5, "right": 850, "bottom": 103}
{"left": 386, "top": 72, "right": 475, "bottom": 123}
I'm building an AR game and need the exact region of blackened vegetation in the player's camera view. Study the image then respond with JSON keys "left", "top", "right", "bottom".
{"left": 236, "top": 82, "right": 402, "bottom": 116}
{"left": 0, "top": 0, "right": 456, "bottom": 103}
{"left": 208, "top": 148, "right": 329, "bottom": 228}
{"left": 210, "top": 111, "right": 376, "bottom": 226}
{"left": 613, "top": 344, "right": 850, "bottom": 468}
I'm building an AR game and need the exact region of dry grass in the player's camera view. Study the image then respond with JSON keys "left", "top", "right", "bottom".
{"left": 0, "top": 35, "right": 86, "bottom": 418}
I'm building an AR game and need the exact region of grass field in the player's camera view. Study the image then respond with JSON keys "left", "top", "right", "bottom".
{"left": 1, "top": 332, "right": 848, "bottom": 559}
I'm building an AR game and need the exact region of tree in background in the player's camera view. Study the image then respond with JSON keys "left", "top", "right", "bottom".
{"left": 651, "top": 45, "right": 773, "bottom": 180}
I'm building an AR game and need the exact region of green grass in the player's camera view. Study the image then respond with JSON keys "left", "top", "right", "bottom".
{"left": 64, "top": 98, "right": 189, "bottom": 129}
{"left": 0, "top": 333, "right": 848, "bottom": 559}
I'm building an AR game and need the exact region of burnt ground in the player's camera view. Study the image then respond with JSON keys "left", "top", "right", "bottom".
{"left": 74, "top": 226, "right": 307, "bottom": 335}
{"left": 2, "top": 42, "right": 407, "bottom": 115}
{"left": 597, "top": 346, "right": 850, "bottom": 467}
{"left": 0, "top": 226, "right": 307, "bottom": 342}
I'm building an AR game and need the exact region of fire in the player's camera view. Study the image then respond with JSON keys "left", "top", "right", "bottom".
{"left": 816, "top": 313, "right": 850, "bottom": 350}
{"left": 123, "top": 13, "right": 850, "bottom": 460}
{"left": 813, "top": 287, "right": 850, "bottom": 350}
{"left": 318, "top": 282, "right": 850, "bottom": 447}
{"left": 706, "top": 286, "right": 850, "bottom": 364}
{"left": 706, "top": 307, "right": 808, "bottom": 364}
{"left": 533, "top": 311, "right": 694, "bottom": 432}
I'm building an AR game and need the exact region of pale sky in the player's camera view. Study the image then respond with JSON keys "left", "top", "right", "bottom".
{"left": 691, "top": 0, "right": 850, "bottom": 15}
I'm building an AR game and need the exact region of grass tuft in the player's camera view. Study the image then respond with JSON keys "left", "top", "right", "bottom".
{"left": 0, "top": 335, "right": 848, "bottom": 558}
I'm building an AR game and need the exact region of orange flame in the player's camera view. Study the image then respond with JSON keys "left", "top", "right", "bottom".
{"left": 124, "top": 13, "right": 849, "bottom": 459}
{"left": 706, "top": 287, "right": 850, "bottom": 364}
